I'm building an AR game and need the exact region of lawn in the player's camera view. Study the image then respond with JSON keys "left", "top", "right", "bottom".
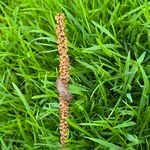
{"left": 0, "top": 0, "right": 150, "bottom": 149}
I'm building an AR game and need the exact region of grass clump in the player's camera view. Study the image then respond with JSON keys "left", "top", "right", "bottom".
{"left": 0, "top": 0, "right": 150, "bottom": 149}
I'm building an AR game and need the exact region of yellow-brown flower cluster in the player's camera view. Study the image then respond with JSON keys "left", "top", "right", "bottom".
{"left": 55, "top": 13, "right": 71, "bottom": 147}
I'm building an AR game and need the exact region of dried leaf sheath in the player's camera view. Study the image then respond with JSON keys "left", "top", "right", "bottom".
{"left": 55, "top": 13, "right": 71, "bottom": 146}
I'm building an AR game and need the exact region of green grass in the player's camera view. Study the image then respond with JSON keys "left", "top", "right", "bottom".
{"left": 0, "top": 0, "right": 150, "bottom": 149}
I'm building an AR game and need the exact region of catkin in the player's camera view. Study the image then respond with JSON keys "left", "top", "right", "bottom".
{"left": 55, "top": 13, "right": 71, "bottom": 146}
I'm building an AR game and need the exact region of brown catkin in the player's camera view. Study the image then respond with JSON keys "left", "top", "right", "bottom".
{"left": 55, "top": 13, "right": 71, "bottom": 146}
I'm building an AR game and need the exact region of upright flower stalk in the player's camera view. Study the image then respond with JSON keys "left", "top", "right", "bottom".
{"left": 55, "top": 13, "right": 72, "bottom": 146}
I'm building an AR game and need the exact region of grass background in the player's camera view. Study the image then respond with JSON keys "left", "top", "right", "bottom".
{"left": 0, "top": 0, "right": 150, "bottom": 149}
